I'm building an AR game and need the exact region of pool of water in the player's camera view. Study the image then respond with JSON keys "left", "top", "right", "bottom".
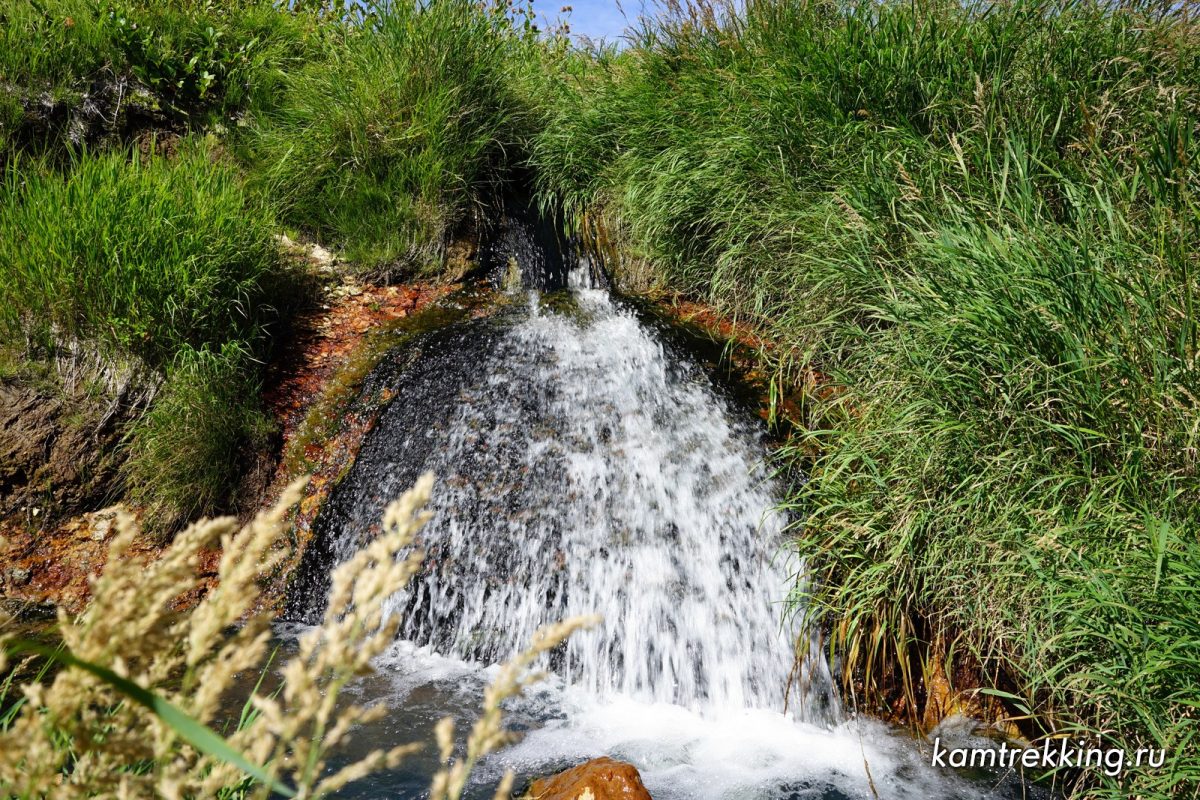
{"left": 234, "top": 630, "right": 1049, "bottom": 800}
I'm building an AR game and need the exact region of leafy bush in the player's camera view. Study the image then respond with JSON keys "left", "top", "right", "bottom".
{"left": 116, "top": 0, "right": 316, "bottom": 120}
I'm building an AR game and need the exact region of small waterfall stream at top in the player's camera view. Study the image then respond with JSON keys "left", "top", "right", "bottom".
{"left": 283, "top": 191, "right": 1039, "bottom": 800}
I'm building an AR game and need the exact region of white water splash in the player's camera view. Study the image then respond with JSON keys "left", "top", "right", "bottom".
{"left": 313, "top": 639, "right": 1030, "bottom": 800}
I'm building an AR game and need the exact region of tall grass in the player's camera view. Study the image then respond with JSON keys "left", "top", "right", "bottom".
{"left": 251, "top": 0, "right": 542, "bottom": 274}
{"left": 0, "top": 143, "right": 279, "bottom": 366}
{"left": 530, "top": 0, "right": 1200, "bottom": 796}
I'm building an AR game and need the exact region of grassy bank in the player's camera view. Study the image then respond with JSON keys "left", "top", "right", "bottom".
{"left": 250, "top": 0, "right": 543, "bottom": 274}
{"left": 0, "top": 143, "right": 286, "bottom": 522}
{"left": 530, "top": 0, "right": 1199, "bottom": 796}
{"left": 0, "top": 0, "right": 323, "bottom": 523}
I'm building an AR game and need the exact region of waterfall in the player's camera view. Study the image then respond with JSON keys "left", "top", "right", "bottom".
{"left": 289, "top": 282, "right": 835, "bottom": 720}
{"left": 287, "top": 195, "right": 837, "bottom": 721}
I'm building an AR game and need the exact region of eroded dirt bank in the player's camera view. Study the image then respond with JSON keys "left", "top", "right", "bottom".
{"left": 0, "top": 245, "right": 458, "bottom": 615}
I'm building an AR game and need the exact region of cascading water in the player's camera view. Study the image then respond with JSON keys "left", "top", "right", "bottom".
{"left": 292, "top": 280, "right": 834, "bottom": 717}
{"left": 284, "top": 200, "right": 1044, "bottom": 799}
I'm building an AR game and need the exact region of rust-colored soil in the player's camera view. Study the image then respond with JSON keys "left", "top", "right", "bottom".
{"left": 254, "top": 277, "right": 459, "bottom": 609}
{"left": 0, "top": 508, "right": 222, "bottom": 615}
{"left": 654, "top": 294, "right": 833, "bottom": 430}
{"left": 263, "top": 280, "right": 453, "bottom": 469}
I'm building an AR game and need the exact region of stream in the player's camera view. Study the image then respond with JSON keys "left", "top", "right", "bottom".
{"left": 277, "top": 198, "right": 1046, "bottom": 799}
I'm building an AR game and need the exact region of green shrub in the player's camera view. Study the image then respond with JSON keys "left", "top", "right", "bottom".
{"left": 101, "top": 0, "right": 314, "bottom": 121}
{"left": 124, "top": 343, "right": 272, "bottom": 525}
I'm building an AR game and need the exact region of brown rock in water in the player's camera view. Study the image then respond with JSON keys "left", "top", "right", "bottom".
{"left": 527, "top": 757, "right": 652, "bottom": 800}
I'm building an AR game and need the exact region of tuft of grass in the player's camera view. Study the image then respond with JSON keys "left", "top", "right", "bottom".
{"left": 530, "top": 0, "right": 1200, "bottom": 797}
{"left": 123, "top": 343, "right": 274, "bottom": 527}
{"left": 0, "top": 141, "right": 279, "bottom": 367}
{"left": 250, "top": 0, "right": 541, "bottom": 275}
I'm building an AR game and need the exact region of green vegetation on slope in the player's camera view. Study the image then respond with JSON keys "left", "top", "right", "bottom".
{"left": 0, "top": 0, "right": 540, "bottom": 522}
{"left": 529, "top": 1, "right": 1199, "bottom": 796}
{"left": 0, "top": 0, "right": 314, "bottom": 156}
{"left": 251, "top": 0, "right": 543, "bottom": 273}
{"left": 0, "top": 142, "right": 284, "bottom": 522}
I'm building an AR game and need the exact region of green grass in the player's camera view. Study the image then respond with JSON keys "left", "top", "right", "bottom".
{"left": 0, "top": 0, "right": 315, "bottom": 158}
{"left": 0, "top": 140, "right": 287, "bottom": 522}
{"left": 0, "top": 142, "right": 279, "bottom": 366}
{"left": 249, "top": 0, "right": 542, "bottom": 274}
{"left": 529, "top": 1, "right": 1200, "bottom": 796}
{"left": 124, "top": 342, "right": 275, "bottom": 526}
{"left": 0, "top": 0, "right": 114, "bottom": 96}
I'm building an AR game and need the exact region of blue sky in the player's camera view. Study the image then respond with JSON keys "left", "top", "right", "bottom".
{"left": 533, "top": 0, "right": 661, "bottom": 44}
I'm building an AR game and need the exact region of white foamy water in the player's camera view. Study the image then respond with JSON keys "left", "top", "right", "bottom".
{"left": 498, "top": 686, "right": 962, "bottom": 800}
{"left": 307, "top": 639, "right": 1024, "bottom": 800}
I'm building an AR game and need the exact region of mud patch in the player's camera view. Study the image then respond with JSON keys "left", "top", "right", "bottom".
{"left": 0, "top": 370, "right": 165, "bottom": 611}
{"left": 0, "top": 504, "right": 221, "bottom": 614}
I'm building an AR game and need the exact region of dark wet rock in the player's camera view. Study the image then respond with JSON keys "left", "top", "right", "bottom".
{"left": 283, "top": 315, "right": 507, "bottom": 622}
{"left": 0, "top": 597, "right": 57, "bottom": 623}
